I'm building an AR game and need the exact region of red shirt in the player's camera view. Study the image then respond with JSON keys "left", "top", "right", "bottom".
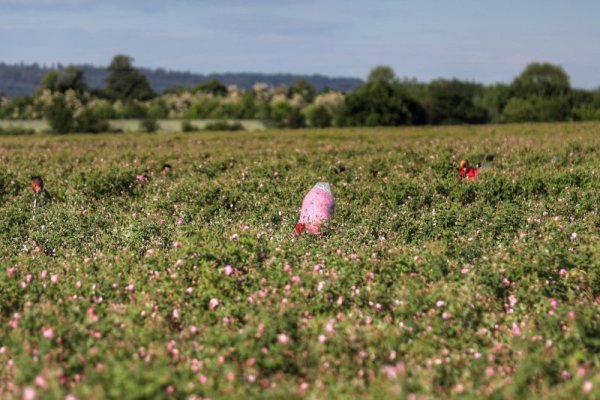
{"left": 459, "top": 167, "right": 478, "bottom": 180}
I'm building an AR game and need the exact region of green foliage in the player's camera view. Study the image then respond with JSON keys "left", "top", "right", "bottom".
{"left": 303, "top": 104, "right": 332, "bottom": 128}
{"left": 74, "top": 108, "right": 109, "bottom": 133}
{"left": 38, "top": 67, "right": 87, "bottom": 94}
{"left": 288, "top": 79, "right": 316, "bottom": 103}
{"left": 139, "top": 118, "right": 159, "bottom": 133}
{"left": 195, "top": 79, "right": 228, "bottom": 96}
{"left": 0, "top": 125, "right": 600, "bottom": 398}
{"left": 121, "top": 101, "right": 148, "bottom": 119}
{"left": 343, "top": 81, "right": 426, "bottom": 126}
{"left": 181, "top": 120, "right": 199, "bottom": 132}
{"left": 0, "top": 126, "right": 35, "bottom": 136}
{"left": 204, "top": 120, "right": 245, "bottom": 131}
{"left": 428, "top": 79, "right": 489, "bottom": 124}
{"left": 105, "top": 55, "right": 155, "bottom": 101}
{"left": 503, "top": 96, "right": 571, "bottom": 122}
{"left": 367, "top": 65, "right": 397, "bottom": 85}
{"left": 45, "top": 96, "right": 74, "bottom": 133}
{"left": 511, "top": 62, "right": 571, "bottom": 99}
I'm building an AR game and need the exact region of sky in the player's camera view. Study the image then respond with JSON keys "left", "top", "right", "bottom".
{"left": 1, "top": 0, "right": 599, "bottom": 88}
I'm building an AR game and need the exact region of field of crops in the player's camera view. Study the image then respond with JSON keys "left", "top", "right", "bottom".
{"left": 1, "top": 123, "right": 600, "bottom": 399}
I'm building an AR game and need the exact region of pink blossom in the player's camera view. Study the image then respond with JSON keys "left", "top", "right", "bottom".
{"left": 549, "top": 299, "right": 558, "bottom": 309}
{"left": 173, "top": 241, "right": 182, "bottom": 248}
{"left": 186, "top": 287, "right": 193, "bottom": 294}
{"left": 76, "top": 280, "right": 82, "bottom": 288}
{"left": 42, "top": 327, "right": 54, "bottom": 339}
{"left": 189, "top": 325, "right": 198, "bottom": 334}
{"left": 198, "top": 374, "right": 208, "bottom": 384}
{"left": 313, "top": 264, "right": 322, "bottom": 272}
{"left": 283, "top": 262, "right": 291, "bottom": 273}
{"left": 511, "top": 323, "right": 522, "bottom": 336}
{"left": 50, "top": 274, "right": 58, "bottom": 283}
{"left": 582, "top": 381, "right": 593, "bottom": 393}
{"left": 223, "top": 265, "right": 235, "bottom": 276}
{"left": 299, "top": 382, "right": 309, "bottom": 392}
{"left": 131, "top": 213, "right": 137, "bottom": 219}
{"left": 318, "top": 334, "right": 326, "bottom": 343}
{"left": 23, "top": 387, "right": 36, "bottom": 400}
{"left": 175, "top": 259, "right": 184, "bottom": 266}
{"left": 230, "top": 233, "right": 239, "bottom": 241}
{"left": 291, "top": 275, "right": 301, "bottom": 284}
{"left": 226, "top": 371, "right": 236, "bottom": 382}
{"left": 209, "top": 298, "right": 220, "bottom": 310}
{"left": 6, "top": 267, "right": 16, "bottom": 276}
{"left": 436, "top": 300, "right": 445, "bottom": 308}
{"left": 502, "top": 278, "right": 511, "bottom": 287}
{"left": 35, "top": 375, "right": 47, "bottom": 388}
{"left": 136, "top": 175, "right": 146, "bottom": 181}
{"left": 381, "top": 365, "right": 398, "bottom": 379}
{"left": 125, "top": 284, "right": 135, "bottom": 292}
{"left": 177, "top": 217, "right": 184, "bottom": 224}
{"left": 172, "top": 309, "right": 180, "bottom": 320}
{"left": 460, "top": 268, "right": 469, "bottom": 274}
{"left": 559, "top": 268, "right": 567, "bottom": 277}
{"left": 277, "top": 333, "right": 290, "bottom": 345}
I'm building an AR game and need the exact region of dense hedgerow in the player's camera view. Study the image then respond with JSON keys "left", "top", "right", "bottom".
{"left": 1, "top": 123, "right": 600, "bottom": 399}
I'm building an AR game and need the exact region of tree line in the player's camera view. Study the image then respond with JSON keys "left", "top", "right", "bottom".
{"left": 1, "top": 55, "right": 599, "bottom": 134}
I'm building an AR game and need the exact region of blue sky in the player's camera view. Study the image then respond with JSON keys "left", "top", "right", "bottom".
{"left": 1, "top": 0, "right": 599, "bottom": 88}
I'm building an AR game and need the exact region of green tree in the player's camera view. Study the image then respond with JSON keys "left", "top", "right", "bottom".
{"left": 510, "top": 62, "right": 571, "bottom": 98}
{"left": 367, "top": 65, "right": 397, "bottom": 85}
{"left": 288, "top": 79, "right": 316, "bottom": 103}
{"left": 342, "top": 81, "right": 426, "bottom": 126}
{"left": 303, "top": 104, "right": 332, "bottom": 128}
{"left": 38, "top": 67, "right": 87, "bottom": 94}
{"left": 75, "top": 108, "right": 109, "bottom": 133}
{"left": 195, "top": 79, "right": 228, "bottom": 96}
{"left": 105, "top": 55, "right": 155, "bottom": 101}
{"left": 46, "top": 96, "right": 74, "bottom": 134}
{"left": 428, "top": 79, "right": 489, "bottom": 124}
{"left": 504, "top": 62, "right": 572, "bottom": 122}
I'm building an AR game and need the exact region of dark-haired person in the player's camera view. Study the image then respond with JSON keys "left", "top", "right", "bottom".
{"left": 480, "top": 154, "right": 495, "bottom": 170}
{"left": 31, "top": 176, "right": 52, "bottom": 208}
{"left": 458, "top": 159, "right": 478, "bottom": 181}
{"left": 161, "top": 163, "right": 172, "bottom": 176}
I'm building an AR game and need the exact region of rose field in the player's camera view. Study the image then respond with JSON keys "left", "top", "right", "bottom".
{"left": 1, "top": 123, "right": 600, "bottom": 399}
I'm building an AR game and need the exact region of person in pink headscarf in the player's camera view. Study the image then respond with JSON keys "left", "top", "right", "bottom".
{"left": 294, "top": 182, "right": 335, "bottom": 236}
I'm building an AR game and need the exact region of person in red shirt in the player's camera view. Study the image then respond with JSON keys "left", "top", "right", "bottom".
{"left": 459, "top": 159, "right": 478, "bottom": 180}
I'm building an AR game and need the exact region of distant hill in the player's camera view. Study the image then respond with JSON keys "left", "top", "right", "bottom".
{"left": 0, "top": 62, "right": 364, "bottom": 98}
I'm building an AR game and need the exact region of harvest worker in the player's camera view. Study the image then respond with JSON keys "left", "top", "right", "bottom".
{"left": 479, "top": 154, "right": 495, "bottom": 170}
{"left": 31, "top": 175, "right": 51, "bottom": 208}
{"left": 458, "top": 159, "right": 478, "bottom": 181}
{"left": 161, "top": 163, "right": 173, "bottom": 176}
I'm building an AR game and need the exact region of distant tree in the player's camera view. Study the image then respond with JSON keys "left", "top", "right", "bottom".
{"left": 503, "top": 97, "right": 571, "bottom": 122}
{"left": 75, "top": 108, "right": 109, "bottom": 133}
{"left": 105, "top": 55, "right": 155, "bottom": 101}
{"left": 367, "top": 66, "right": 397, "bottom": 85}
{"left": 342, "top": 80, "right": 426, "bottom": 126}
{"left": 303, "top": 104, "right": 332, "bottom": 128}
{"left": 38, "top": 67, "right": 87, "bottom": 94}
{"left": 504, "top": 62, "right": 572, "bottom": 121}
{"left": 196, "top": 79, "right": 228, "bottom": 96}
{"left": 475, "top": 84, "right": 511, "bottom": 123}
{"left": 510, "top": 62, "right": 571, "bottom": 98}
{"left": 46, "top": 96, "right": 74, "bottom": 133}
{"left": 428, "top": 79, "right": 489, "bottom": 124}
{"left": 288, "top": 79, "right": 316, "bottom": 103}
